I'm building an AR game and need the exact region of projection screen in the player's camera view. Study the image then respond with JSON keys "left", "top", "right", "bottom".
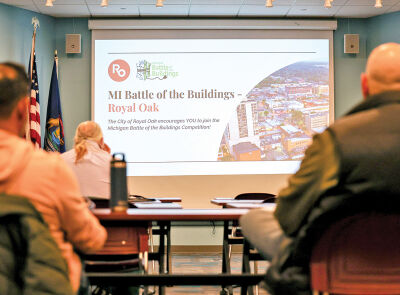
{"left": 90, "top": 20, "right": 335, "bottom": 205}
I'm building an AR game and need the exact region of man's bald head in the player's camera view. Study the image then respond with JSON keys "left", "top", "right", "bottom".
{"left": 361, "top": 43, "right": 400, "bottom": 98}
{"left": 0, "top": 62, "right": 29, "bottom": 118}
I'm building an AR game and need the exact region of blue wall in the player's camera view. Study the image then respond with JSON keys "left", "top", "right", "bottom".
{"left": 334, "top": 18, "right": 369, "bottom": 117}
{"left": 334, "top": 12, "right": 400, "bottom": 117}
{"left": 55, "top": 18, "right": 92, "bottom": 149}
{"left": 368, "top": 11, "right": 400, "bottom": 51}
{"left": 0, "top": 3, "right": 55, "bottom": 140}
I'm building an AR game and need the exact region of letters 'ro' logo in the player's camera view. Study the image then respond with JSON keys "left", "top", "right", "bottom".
{"left": 108, "top": 59, "right": 130, "bottom": 82}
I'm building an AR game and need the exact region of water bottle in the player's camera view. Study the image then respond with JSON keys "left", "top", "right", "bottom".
{"left": 110, "top": 153, "right": 128, "bottom": 212}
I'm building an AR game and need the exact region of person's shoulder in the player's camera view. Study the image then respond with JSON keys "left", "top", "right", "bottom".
{"left": 60, "top": 149, "right": 76, "bottom": 162}
{"left": 0, "top": 130, "right": 34, "bottom": 151}
{"left": 17, "top": 147, "right": 78, "bottom": 190}
{"left": 90, "top": 148, "right": 112, "bottom": 163}
{"left": 37, "top": 151, "right": 80, "bottom": 189}
{"left": 61, "top": 149, "right": 74, "bottom": 157}
{"left": 0, "top": 133, "right": 71, "bottom": 170}
{"left": 29, "top": 149, "right": 70, "bottom": 171}
{"left": 98, "top": 149, "right": 112, "bottom": 160}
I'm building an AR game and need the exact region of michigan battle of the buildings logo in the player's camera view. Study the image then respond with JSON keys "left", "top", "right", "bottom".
{"left": 136, "top": 60, "right": 178, "bottom": 81}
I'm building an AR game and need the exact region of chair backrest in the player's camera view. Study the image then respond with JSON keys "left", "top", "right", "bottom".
{"left": 235, "top": 193, "right": 276, "bottom": 202}
{"left": 310, "top": 212, "right": 400, "bottom": 295}
{"left": 89, "top": 197, "right": 109, "bottom": 208}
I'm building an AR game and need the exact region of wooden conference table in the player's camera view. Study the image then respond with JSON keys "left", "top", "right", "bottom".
{"left": 92, "top": 208, "right": 268, "bottom": 294}
{"left": 210, "top": 198, "right": 266, "bottom": 207}
{"left": 93, "top": 207, "right": 250, "bottom": 273}
{"left": 94, "top": 208, "right": 249, "bottom": 221}
{"left": 91, "top": 197, "right": 182, "bottom": 209}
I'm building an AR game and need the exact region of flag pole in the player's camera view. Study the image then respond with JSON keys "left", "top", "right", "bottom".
{"left": 44, "top": 50, "right": 65, "bottom": 152}
{"left": 55, "top": 50, "right": 59, "bottom": 78}
{"left": 29, "top": 29, "right": 35, "bottom": 80}
{"left": 26, "top": 18, "right": 40, "bottom": 141}
{"left": 26, "top": 17, "right": 41, "bottom": 148}
{"left": 30, "top": 17, "right": 39, "bottom": 80}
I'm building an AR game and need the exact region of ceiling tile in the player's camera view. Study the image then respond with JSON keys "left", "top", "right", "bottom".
{"left": 1, "top": 0, "right": 400, "bottom": 17}
{"left": 191, "top": 0, "right": 243, "bottom": 4}
{"left": 15, "top": 4, "right": 40, "bottom": 13}
{"left": 295, "top": 0, "right": 347, "bottom": 5}
{"left": 243, "top": 0, "right": 294, "bottom": 4}
{"left": 345, "top": 0, "right": 400, "bottom": 6}
{"left": 335, "top": 4, "right": 392, "bottom": 17}
{"left": 39, "top": 4, "right": 91, "bottom": 16}
{"left": 139, "top": 0, "right": 189, "bottom": 4}
{"left": 1, "top": 0, "right": 34, "bottom": 5}
{"left": 33, "top": 0, "right": 86, "bottom": 4}
{"left": 88, "top": 4, "right": 139, "bottom": 15}
{"left": 189, "top": 4, "right": 240, "bottom": 15}
{"left": 55, "top": 0, "right": 86, "bottom": 3}
{"left": 385, "top": 3, "right": 400, "bottom": 12}
{"left": 85, "top": 0, "right": 139, "bottom": 4}
{"left": 139, "top": 4, "right": 189, "bottom": 15}
{"left": 287, "top": 5, "right": 341, "bottom": 16}
{"left": 239, "top": 4, "right": 290, "bottom": 15}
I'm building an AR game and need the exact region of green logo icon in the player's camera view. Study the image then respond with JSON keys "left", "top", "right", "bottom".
{"left": 136, "top": 60, "right": 178, "bottom": 81}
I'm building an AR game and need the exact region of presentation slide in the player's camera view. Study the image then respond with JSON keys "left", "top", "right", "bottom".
{"left": 94, "top": 39, "right": 330, "bottom": 176}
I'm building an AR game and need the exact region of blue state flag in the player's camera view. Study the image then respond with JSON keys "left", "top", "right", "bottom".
{"left": 44, "top": 54, "right": 65, "bottom": 153}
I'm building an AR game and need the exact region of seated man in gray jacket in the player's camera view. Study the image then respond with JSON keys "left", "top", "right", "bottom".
{"left": 240, "top": 42, "right": 400, "bottom": 261}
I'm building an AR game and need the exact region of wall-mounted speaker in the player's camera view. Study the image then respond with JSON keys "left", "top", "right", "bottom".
{"left": 65, "top": 34, "right": 81, "bottom": 54}
{"left": 344, "top": 34, "right": 359, "bottom": 54}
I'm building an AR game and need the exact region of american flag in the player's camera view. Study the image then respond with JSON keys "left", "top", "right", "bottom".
{"left": 29, "top": 53, "right": 41, "bottom": 148}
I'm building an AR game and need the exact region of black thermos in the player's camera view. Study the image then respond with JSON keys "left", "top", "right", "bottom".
{"left": 110, "top": 153, "right": 128, "bottom": 211}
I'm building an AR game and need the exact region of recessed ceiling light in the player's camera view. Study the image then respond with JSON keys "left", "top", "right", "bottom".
{"left": 324, "top": 0, "right": 332, "bottom": 8}
{"left": 375, "top": 0, "right": 383, "bottom": 8}
{"left": 265, "top": 0, "right": 273, "bottom": 8}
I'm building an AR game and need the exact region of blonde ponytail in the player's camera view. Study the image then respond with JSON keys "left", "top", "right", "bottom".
{"left": 74, "top": 140, "right": 87, "bottom": 163}
{"left": 73, "top": 121, "right": 103, "bottom": 163}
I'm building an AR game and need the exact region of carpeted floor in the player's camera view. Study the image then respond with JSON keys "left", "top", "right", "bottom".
{"left": 146, "top": 253, "right": 270, "bottom": 295}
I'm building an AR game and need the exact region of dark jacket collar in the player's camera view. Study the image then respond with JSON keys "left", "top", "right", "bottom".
{"left": 346, "top": 91, "right": 400, "bottom": 116}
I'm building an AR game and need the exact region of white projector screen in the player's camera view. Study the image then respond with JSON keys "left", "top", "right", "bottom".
{"left": 92, "top": 30, "right": 333, "bottom": 178}
{"left": 91, "top": 23, "right": 335, "bottom": 206}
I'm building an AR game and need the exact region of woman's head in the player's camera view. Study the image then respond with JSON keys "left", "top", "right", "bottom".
{"left": 74, "top": 121, "right": 103, "bottom": 162}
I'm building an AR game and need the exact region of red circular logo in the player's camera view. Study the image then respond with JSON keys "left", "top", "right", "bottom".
{"left": 108, "top": 59, "right": 130, "bottom": 82}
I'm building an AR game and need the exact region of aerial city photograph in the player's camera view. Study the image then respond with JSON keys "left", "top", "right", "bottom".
{"left": 219, "top": 61, "right": 330, "bottom": 162}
